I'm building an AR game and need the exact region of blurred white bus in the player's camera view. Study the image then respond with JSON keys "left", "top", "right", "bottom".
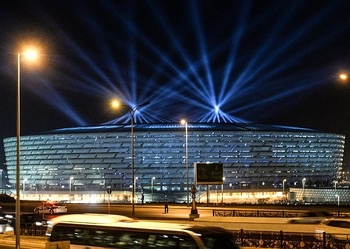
{"left": 46, "top": 213, "right": 240, "bottom": 249}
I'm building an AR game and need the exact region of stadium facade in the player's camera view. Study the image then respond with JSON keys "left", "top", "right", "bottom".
{"left": 3, "top": 123, "right": 345, "bottom": 203}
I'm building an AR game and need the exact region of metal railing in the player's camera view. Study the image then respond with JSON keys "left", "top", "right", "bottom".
{"left": 233, "top": 229, "right": 350, "bottom": 249}
{"left": 20, "top": 223, "right": 46, "bottom": 236}
{"left": 213, "top": 209, "right": 350, "bottom": 218}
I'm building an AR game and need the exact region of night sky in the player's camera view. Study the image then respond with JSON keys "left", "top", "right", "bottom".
{"left": 1, "top": 1, "right": 350, "bottom": 169}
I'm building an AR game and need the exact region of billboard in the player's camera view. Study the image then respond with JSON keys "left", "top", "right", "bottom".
{"left": 195, "top": 162, "right": 224, "bottom": 185}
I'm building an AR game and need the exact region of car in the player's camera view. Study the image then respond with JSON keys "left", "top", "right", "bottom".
{"left": 288, "top": 211, "right": 332, "bottom": 224}
{"left": 34, "top": 201, "right": 67, "bottom": 214}
{"left": 315, "top": 218, "right": 350, "bottom": 241}
{"left": 0, "top": 212, "right": 11, "bottom": 234}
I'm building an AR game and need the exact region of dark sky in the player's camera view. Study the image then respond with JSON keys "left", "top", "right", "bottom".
{"left": 1, "top": 0, "right": 350, "bottom": 168}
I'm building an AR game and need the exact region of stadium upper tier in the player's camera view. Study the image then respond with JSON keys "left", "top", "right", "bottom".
{"left": 3, "top": 122, "right": 345, "bottom": 198}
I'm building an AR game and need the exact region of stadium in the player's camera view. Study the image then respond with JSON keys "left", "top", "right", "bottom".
{"left": 3, "top": 122, "right": 345, "bottom": 203}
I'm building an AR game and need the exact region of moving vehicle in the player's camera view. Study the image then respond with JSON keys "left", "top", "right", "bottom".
{"left": 0, "top": 212, "right": 11, "bottom": 234}
{"left": 288, "top": 211, "right": 332, "bottom": 224}
{"left": 315, "top": 218, "right": 350, "bottom": 241}
{"left": 34, "top": 201, "right": 67, "bottom": 214}
{"left": 47, "top": 213, "right": 240, "bottom": 248}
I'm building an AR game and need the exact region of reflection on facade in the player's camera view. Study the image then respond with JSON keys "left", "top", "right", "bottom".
{"left": 3, "top": 123, "right": 345, "bottom": 203}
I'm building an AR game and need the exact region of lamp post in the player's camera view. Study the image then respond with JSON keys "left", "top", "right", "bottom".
{"left": 283, "top": 179, "right": 287, "bottom": 193}
{"left": 111, "top": 100, "right": 150, "bottom": 218}
{"left": 335, "top": 194, "right": 340, "bottom": 206}
{"left": 23, "top": 178, "right": 27, "bottom": 194}
{"left": 221, "top": 177, "right": 225, "bottom": 204}
{"left": 151, "top": 177, "right": 155, "bottom": 202}
{"left": 334, "top": 180, "right": 338, "bottom": 190}
{"left": 134, "top": 176, "right": 138, "bottom": 200}
{"left": 302, "top": 178, "right": 306, "bottom": 190}
{"left": 180, "top": 119, "right": 189, "bottom": 206}
{"left": 302, "top": 178, "right": 306, "bottom": 201}
{"left": 0, "top": 169, "right": 3, "bottom": 189}
{"left": 70, "top": 177, "right": 74, "bottom": 194}
{"left": 16, "top": 49, "right": 38, "bottom": 249}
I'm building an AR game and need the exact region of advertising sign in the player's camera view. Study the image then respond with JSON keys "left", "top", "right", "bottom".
{"left": 195, "top": 162, "right": 224, "bottom": 185}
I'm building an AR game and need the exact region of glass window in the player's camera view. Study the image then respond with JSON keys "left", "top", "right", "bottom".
{"left": 51, "top": 224, "right": 199, "bottom": 249}
{"left": 201, "top": 233, "right": 240, "bottom": 249}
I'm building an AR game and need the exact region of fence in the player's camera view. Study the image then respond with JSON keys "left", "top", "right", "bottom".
{"left": 213, "top": 209, "right": 350, "bottom": 218}
{"left": 20, "top": 222, "right": 47, "bottom": 236}
{"left": 233, "top": 229, "right": 350, "bottom": 249}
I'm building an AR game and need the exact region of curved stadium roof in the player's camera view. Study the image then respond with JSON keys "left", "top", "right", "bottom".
{"left": 47, "top": 122, "right": 319, "bottom": 134}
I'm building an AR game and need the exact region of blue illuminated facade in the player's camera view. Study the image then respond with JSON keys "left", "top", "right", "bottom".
{"left": 3, "top": 123, "right": 345, "bottom": 201}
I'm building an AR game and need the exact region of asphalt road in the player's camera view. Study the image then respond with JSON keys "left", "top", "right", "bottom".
{"left": 0, "top": 202, "right": 335, "bottom": 233}
{"left": 0, "top": 202, "right": 342, "bottom": 248}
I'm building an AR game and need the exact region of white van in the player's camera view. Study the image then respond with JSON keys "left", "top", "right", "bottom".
{"left": 46, "top": 213, "right": 240, "bottom": 249}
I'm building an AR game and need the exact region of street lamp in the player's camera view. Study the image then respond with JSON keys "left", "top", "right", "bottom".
{"left": 302, "top": 178, "right": 306, "bottom": 200}
{"left": 111, "top": 100, "right": 150, "bottom": 218}
{"left": 70, "top": 177, "right": 74, "bottom": 194}
{"left": 334, "top": 180, "right": 338, "bottom": 190}
{"left": 339, "top": 73, "right": 348, "bottom": 81}
{"left": 302, "top": 178, "right": 306, "bottom": 189}
{"left": 283, "top": 179, "right": 287, "bottom": 193}
{"left": 335, "top": 194, "right": 340, "bottom": 206}
{"left": 23, "top": 178, "right": 27, "bottom": 194}
{"left": 135, "top": 176, "right": 138, "bottom": 200}
{"left": 151, "top": 177, "right": 155, "bottom": 202}
{"left": 16, "top": 48, "right": 38, "bottom": 249}
{"left": 180, "top": 119, "right": 189, "bottom": 206}
{"left": 0, "top": 169, "right": 3, "bottom": 189}
{"left": 221, "top": 177, "right": 225, "bottom": 204}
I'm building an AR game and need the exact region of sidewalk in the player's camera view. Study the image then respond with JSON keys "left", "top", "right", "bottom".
{"left": 0, "top": 234, "right": 48, "bottom": 248}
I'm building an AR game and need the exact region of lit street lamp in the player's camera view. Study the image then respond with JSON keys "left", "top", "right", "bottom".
{"left": 335, "top": 194, "right": 340, "bottom": 206}
{"left": 0, "top": 169, "right": 3, "bottom": 189}
{"left": 339, "top": 73, "right": 348, "bottom": 81}
{"left": 16, "top": 48, "right": 38, "bottom": 249}
{"left": 283, "top": 179, "right": 287, "bottom": 193}
{"left": 151, "top": 177, "right": 155, "bottom": 202}
{"left": 135, "top": 176, "right": 138, "bottom": 199}
{"left": 180, "top": 119, "right": 189, "bottom": 206}
{"left": 111, "top": 100, "right": 150, "bottom": 218}
{"left": 221, "top": 177, "right": 225, "bottom": 204}
{"left": 302, "top": 178, "right": 306, "bottom": 200}
{"left": 302, "top": 178, "right": 306, "bottom": 189}
{"left": 334, "top": 180, "right": 338, "bottom": 190}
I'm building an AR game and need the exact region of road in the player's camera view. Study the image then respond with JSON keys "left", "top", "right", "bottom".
{"left": 0, "top": 202, "right": 331, "bottom": 248}
{"left": 1, "top": 202, "right": 321, "bottom": 233}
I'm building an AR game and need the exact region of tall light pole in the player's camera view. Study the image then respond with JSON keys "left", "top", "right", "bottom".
{"left": 334, "top": 180, "right": 338, "bottom": 190}
{"left": 283, "top": 179, "right": 287, "bottom": 193}
{"left": 335, "top": 194, "right": 340, "bottom": 206}
{"left": 134, "top": 176, "right": 138, "bottom": 199}
{"left": 151, "top": 177, "right": 155, "bottom": 202}
{"left": 23, "top": 178, "right": 27, "bottom": 194}
{"left": 16, "top": 49, "right": 38, "bottom": 249}
{"left": 302, "top": 178, "right": 306, "bottom": 201}
{"left": 70, "top": 177, "right": 74, "bottom": 194}
{"left": 0, "top": 169, "right": 3, "bottom": 189}
{"left": 111, "top": 100, "right": 150, "bottom": 218}
{"left": 180, "top": 119, "right": 189, "bottom": 206}
{"left": 221, "top": 177, "right": 225, "bottom": 204}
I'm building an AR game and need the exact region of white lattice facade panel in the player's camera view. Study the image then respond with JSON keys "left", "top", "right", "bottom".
{"left": 3, "top": 123, "right": 345, "bottom": 195}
